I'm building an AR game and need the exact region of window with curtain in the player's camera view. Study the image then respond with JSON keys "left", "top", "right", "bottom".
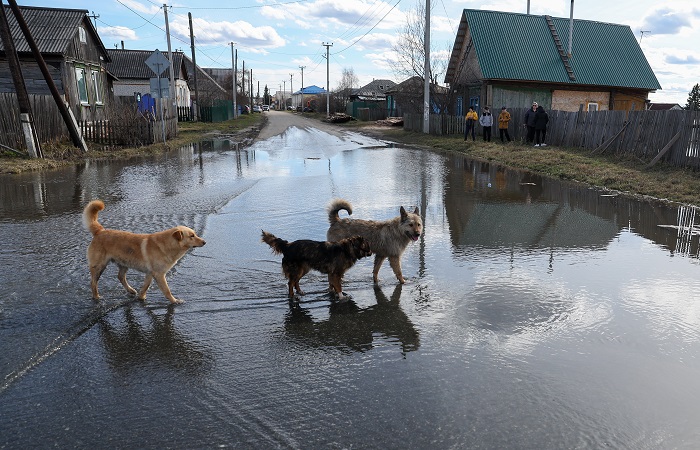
{"left": 75, "top": 67, "right": 89, "bottom": 104}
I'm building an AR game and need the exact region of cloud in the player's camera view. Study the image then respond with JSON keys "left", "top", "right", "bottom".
{"left": 261, "top": 0, "right": 406, "bottom": 33}
{"left": 639, "top": 7, "right": 694, "bottom": 35}
{"left": 98, "top": 26, "right": 138, "bottom": 44}
{"left": 170, "top": 17, "right": 286, "bottom": 50}
{"left": 119, "top": 0, "right": 160, "bottom": 16}
{"left": 665, "top": 54, "right": 700, "bottom": 65}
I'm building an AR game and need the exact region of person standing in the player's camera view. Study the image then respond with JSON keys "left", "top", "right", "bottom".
{"left": 534, "top": 105, "right": 549, "bottom": 147}
{"left": 524, "top": 102, "right": 538, "bottom": 144}
{"left": 464, "top": 106, "right": 478, "bottom": 141}
{"left": 479, "top": 107, "right": 493, "bottom": 142}
{"left": 498, "top": 106, "right": 511, "bottom": 143}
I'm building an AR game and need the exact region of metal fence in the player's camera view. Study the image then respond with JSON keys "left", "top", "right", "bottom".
{"left": 404, "top": 108, "right": 700, "bottom": 169}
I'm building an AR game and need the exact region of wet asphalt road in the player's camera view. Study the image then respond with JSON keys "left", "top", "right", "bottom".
{"left": 2, "top": 111, "right": 700, "bottom": 448}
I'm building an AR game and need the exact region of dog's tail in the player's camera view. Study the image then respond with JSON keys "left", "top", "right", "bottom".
{"left": 327, "top": 198, "right": 352, "bottom": 224}
{"left": 261, "top": 230, "right": 288, "bottom": 255}
{"left": 83, "top": 200, "right": 106, "bottom": 236}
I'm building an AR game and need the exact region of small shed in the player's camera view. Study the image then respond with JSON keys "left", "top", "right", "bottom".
{"left": 0, "top": 5, "right": 113, "bottom": 121}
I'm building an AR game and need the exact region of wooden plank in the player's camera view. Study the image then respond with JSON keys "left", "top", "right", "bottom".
{"left": 646, "top": 121, "right": 684, "bottom": 168}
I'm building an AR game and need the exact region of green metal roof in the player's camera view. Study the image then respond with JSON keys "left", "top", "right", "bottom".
{"left": 454, "top": 9, "right": 661, "bottom": 90}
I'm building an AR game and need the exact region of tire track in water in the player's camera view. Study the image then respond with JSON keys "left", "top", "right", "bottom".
{"left": 0, "top": 298, "right": 142, "bottom": 394}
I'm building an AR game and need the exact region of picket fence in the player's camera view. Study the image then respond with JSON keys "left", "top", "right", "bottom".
{"left": 404, "top": 108, "right": 700, "bottom": 169}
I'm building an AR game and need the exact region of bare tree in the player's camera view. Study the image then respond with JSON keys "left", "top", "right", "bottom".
{"left": 391, "top": 0, "right": 454, "bottom": 117}
{"left": 333, "top": 67, "right": 359, "bottom": 113}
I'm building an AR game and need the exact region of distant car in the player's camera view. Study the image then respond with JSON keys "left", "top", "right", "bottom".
{"left": 262, "top": 105, "right": 270, "bottom": 111}
{"left": 287, "top": 106, "right": 294, "bottom": 111}
{"left": 252, "top": 105, "right": 262, "bottom": 113}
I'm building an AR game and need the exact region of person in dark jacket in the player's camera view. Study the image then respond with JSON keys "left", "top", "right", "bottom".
{"left": 533, "top": 105, "right": 549, "bottom": 147}
{"left": 523, "top": 102, "right": 538, "bottom": 144}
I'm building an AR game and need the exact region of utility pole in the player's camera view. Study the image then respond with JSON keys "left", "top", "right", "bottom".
{"left": 422, "top": 0, "right": 430, "bottom": 133}
{"left": 299, "top": 65, "right": 305, "bottom": 113}
{"left": 230, "top": 42, "right": 236, "bottom": 118}
{"left": 289, "top": 73, "right": 293, "bottom": 110}
{"left": 7, "top": 0, "right": 86, "bottom": 152}
{"left": 323, "top": 42, "right": 333, "bottom": 117}
{"left": 250, "top": 69, "right": 253, "bottom": 111}
{"left": 0, "top": 2, "right": 41, "bottom": 157}
{"left": 188, "top": 12, "right": 199, "bottom": 121}
{"left": 163, "top": 4, "right": 177, "bottom": 123}
{"left": 283, "top": 80, "right": 286, "bottom": 109}
{"left": 242, "top": 61, "right": 245, "bottom": 109}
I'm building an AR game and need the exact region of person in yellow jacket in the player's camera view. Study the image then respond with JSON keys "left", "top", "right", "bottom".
{"left": 498, "top": 106, "right": 511, "bottom": 143}
{"left": 464, "top": 106, "right": 478, "bottom": 141}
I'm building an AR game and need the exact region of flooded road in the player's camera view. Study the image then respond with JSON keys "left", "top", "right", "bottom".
{"left": 2, "top": 111, "right": 700, "bottom": 448}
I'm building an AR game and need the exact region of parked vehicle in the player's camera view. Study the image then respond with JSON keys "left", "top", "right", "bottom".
{"left": 262, "top": 105, "right": 270, "bottom": 111}
{"left": 252, "top": 105, "right": 262, "bottom": 113}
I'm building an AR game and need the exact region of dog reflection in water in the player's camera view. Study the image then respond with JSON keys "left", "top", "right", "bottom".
{"left": 261, "top": 230, "right": 372, "bottom": 300}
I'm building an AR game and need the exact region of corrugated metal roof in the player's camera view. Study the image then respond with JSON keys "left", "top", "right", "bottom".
{"left": 293, "top": 85, "right": 327, "bottom": 95}
{"left": 106, "top": 49, "right": 187, "bottom": 80}
{"left": 448, "top": 9, "right": 661, "bottom": 90}
{"left": 0, "top": 5, "right": 105, "bottom": 57}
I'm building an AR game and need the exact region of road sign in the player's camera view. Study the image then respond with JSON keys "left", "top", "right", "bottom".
{"left": 149, "top": 77, "right": 169, "bottom": 98}
{"left": 145, "top": 49, "right": 170, "bottom": 76}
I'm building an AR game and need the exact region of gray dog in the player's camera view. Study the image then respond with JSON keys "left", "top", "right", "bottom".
{"left": 327, "top": 199, "right": 422, "bottom": 284}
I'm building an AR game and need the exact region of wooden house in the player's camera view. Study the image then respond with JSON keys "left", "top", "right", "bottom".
{"left": 444, "top": 9, "right": 661, "bottom": 115}
{"left": 181, "top": 55, "right": 228, "bottom": 108}
{"left": 105, "top": 49, "right": 190, "bottom": 109}
{"left": 0, "top": 5, "right": 113, "bottom": 121}
{"left": 385, "top": 76, "right": 449, "bottom": 116}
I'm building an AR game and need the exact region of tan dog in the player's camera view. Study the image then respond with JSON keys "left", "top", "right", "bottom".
{"left": 327, "top": 199, "right": 422, "bottom": 284}
{"left": 83, "top": 200, "right": 206, "bottom": 304}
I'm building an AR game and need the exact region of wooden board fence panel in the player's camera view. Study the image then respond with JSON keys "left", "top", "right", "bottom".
{"left": 402, "top": 109, "right": 700, "bottom": 170}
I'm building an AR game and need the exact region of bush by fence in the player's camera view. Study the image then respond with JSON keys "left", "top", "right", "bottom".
{"left": 404, "top": 108, "right": 700, "bottom": 169}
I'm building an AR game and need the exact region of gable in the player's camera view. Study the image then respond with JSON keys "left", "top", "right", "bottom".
{"left": 447, "top": 9, "right": 661, "bottom": 91}
{"left": 106, "top": 49, "right": 188, "bottom": 81}
{"left": 0, "top": 5, "right": 109, "bottom": 61}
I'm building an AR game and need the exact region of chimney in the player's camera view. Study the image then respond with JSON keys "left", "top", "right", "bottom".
{"left": 121, "top": 40, "right": 124, "bottom": 49}
{"left": 568, "top": 0, "right": 574, "bottom": 57}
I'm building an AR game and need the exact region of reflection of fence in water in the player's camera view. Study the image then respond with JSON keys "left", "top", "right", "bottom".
{"left": 675, "top": 206, "right": 700, "bottom": 257}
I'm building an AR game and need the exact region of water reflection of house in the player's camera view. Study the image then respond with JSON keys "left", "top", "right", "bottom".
{"left": 444, "top": 157, "right": 627, "bottom": 251}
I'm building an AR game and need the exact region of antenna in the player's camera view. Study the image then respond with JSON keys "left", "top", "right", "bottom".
{"left": 639, "top": 30, "right": 650, "bottom": 42}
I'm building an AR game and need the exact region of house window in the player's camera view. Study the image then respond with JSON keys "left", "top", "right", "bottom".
{"left": 587, "top": 102, "right": 598, "bottom": 112}
{"left": 79, "top": 26, "right": 86, "bottom": 43}
{"left": 75, "top": 67, "right": 89, "bottom": 104}
{"left": 91, "top": 69, "right": 103, "bottom": 105}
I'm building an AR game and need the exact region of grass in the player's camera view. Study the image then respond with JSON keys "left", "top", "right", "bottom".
{"left": 0, "top": 113, "right": 265, "bottom": 174}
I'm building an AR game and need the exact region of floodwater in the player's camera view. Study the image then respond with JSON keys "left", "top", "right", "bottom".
{"left": 2, "top": 120, "right": 700, "bottom": 448}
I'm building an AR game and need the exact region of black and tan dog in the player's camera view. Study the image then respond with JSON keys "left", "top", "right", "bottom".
{"left": 261, "top": 230, "right": 372, "bottom": 300}
{"left": 83, "top": 200, "right": 206, "bottom": 304}
{"left": 327, "top": 199, "right": 422, "bottom": 284}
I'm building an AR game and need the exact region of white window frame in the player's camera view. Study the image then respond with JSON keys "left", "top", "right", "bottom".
{"left": 75, "top": 67, "right": 89, "bottom": 105}
{"left": 91, "top": 69, "right": 103, "bottom": 105}
{"left": 587, "top": 102, "right": 598, "bottom": 112}
{"left": 79, "top": 26, "right": 86, "bottom": 43}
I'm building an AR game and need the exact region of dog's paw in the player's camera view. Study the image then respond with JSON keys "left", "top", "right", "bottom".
{"left": 336, "top": 292, "right": 352, "bottom": 301}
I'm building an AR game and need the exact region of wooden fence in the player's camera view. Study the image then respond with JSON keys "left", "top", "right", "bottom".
{"left": 404, "top": 108, "right": 700, "bottom": 169}
{"left": 0, "top": 93, "right": 179, "bottom": 152}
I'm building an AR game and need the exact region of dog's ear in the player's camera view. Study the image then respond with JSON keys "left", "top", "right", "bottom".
{"left": 400, "top": 206, "right": 407, "bottom": 219}
{"left": 172, "top": 229, "right": 184, "bottom": 241}
{"left": 413, "top": 206, "right": 419, "bottom": 215}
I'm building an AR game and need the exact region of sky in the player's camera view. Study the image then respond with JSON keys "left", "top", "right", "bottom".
{"left": 17, "top": 0, "right": 700, "bottom": 104}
